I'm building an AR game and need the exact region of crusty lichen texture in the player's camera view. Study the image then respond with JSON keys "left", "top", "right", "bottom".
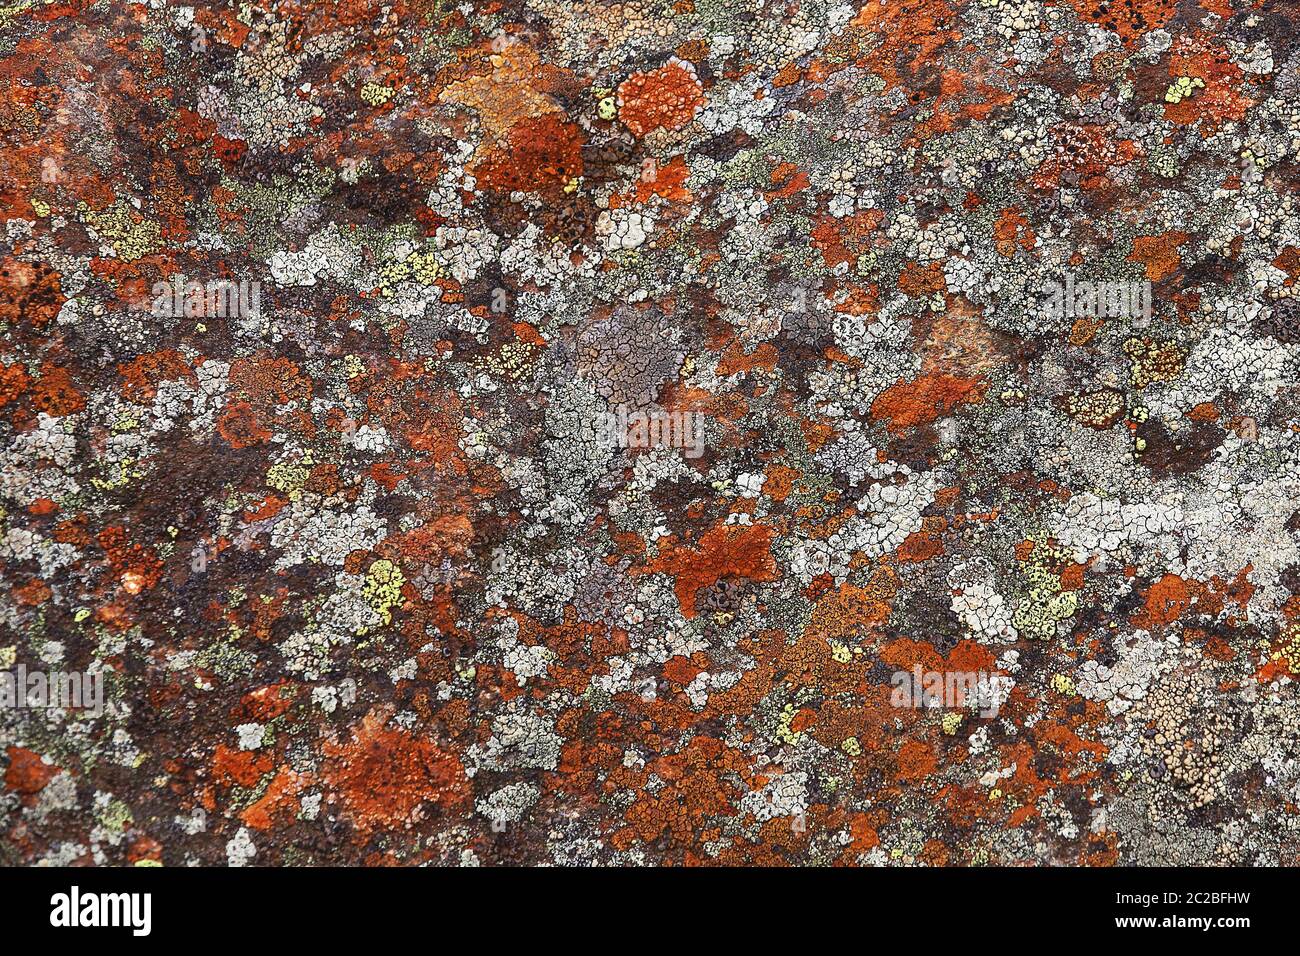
{"left": 2, "top": 0, "right": 1300, "bottom": 867}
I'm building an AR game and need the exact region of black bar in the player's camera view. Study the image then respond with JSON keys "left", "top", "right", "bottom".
{"left": 0, "top": 866, "right": 1271, "bottom": 942}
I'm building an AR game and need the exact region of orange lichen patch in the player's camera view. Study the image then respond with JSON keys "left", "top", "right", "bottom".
{"left": 1188, "top": 566, "right": 1251, "bottom": 620}
{"left": 1069, "top": 314, "right": 1105, "bottom": 345}
{"left": 97, "top": 524, "right": 164, "bottom": 594}
{"left": 526, "top": 612, "right": 604, "bottom": 668}
{"left": 761, "top": 464, "right": 800, "bottom": 501}
{"left": 717, "top": 340, "right": 778, "bottom": 375}
{"left": 400, "top": 389, "right": 468, "bottom": 468}
{"left": 851, "top": 0, "right": 958, "bottom": 89}
{"left": 50, "top": 514, "right": 89, "bottom": 549}
{"left": 212, "top": 134, "right": 247, "bottom": 168}
{"left": 788, "top": 707, "right": 818, "bottom": 736}
{"left": 1258, "top": 655, "right": 1293, "bottom": 684}
{"left": 807, "top": 689, "right": 896, "bottom": 757}
{"left": 663, "top": 655, "right": 702, "bottom": 686}
{"left": 13, "top": 577, "right": 52, "bottom": 606}
{"left": 368, "top": 461, "right": 406, "bottom": 492}
{"left": 832, "top": 281, "right": 881, "bottom": 317}
{"left": 322, "top": 707, "right": 468, "bottom": 834}
{"left": 395, "top": 512, "right": 475, "bottom": 563}
{"left": 474, "top": 113, "right": 584, "bottom": 196}
{"left": 1164, "top": 40, "right": 1256, "bottom": 130}
{"left": 948, "top": 65, "right": 1015, "bottom": 122}
{"left": 1033, "top": 123, "right": 1139, "bottom": 191}
{"left": 241, "top": 767, "right": 311, "bottom": 830}
{"left": 898, "top": 261, "right": 947, "bottom": 298}
{"left": 772, "top": 60, "right": 803, "bottom": 88}
{"left": 933, "top": 485, "right": 961, "bottom": 511}
{"left": 0, "top": 361, "right": 30, "bottom": 407}
{"left": 645, "top": 522, "right": 779, "bottom": 618}
{"left": 908, "top": 68, "right": 996, "bottom": 142}
{"left": 511, "top": 321, "right": 547, "bottom": 347}
{"left": 238, "top": 683, "right": 294, "bottom": 722}
{"left": 3, "top": 747, "right": 58, "bottom": 794}
{"left": 800, "top": 418, "right": 836, "bottom": 454}
{"left": 880, "top": 637, "right": 944, "bottom": 674}
{"left": 1128, "top": 230, "right": 1189, "bottom": 281}
{"left": 765, "top": 161, "right": 810, "bottom": 201}
{"left": 28, "top": 498, "right": 57, "bottom": 517}
{"left": 0, "top": 257, "right": 64, "bottom": 328}
{"left": 30, "top": 363, "right": 85, "bottom": 416}
{"left": 617, "top": 59, "right": 704, "bottom": 137}
{"left": 229, "top": 354, "right": 313, "bottom": 408}
{"left": 635, "top": 154, "right": 692, "bottom": 204}
{"left": 846, "top": 813, "right": 880, "bottom": 852}
{"left": 810, "top": 215, "right": 858, "bottom": 269}
{"left": 946, "top": 639, "right": 997, "bottom": 675}
{"left": 438, "top": 43, "right": 568, "bottom": 143}
{"left": 896, "top": 740, "right": 937, "bottom": 782}
{"left": 126, "top": 834, "right": 164, "bottom": 866}
{"left": 1136, "top": 572, "right": 1205, "bottom": 628}
{"left": 216, "top": 400, "right": 272, "bottom": 448}
{"left": 1190, "top": 629, "right": 1236, "bottom": 663}
{"left": 1036, "top": 720, "right": 1107, "bottom": 765}
{"left": 1271, "top": 246, "right": 1300, "bottom": 282}
{"left": 118, "top": 349, "right": 195, "bottom": 403}
{"left": 897, "top": 517, "right": 945, "bottom": 562}
{"left": 618, "top": 736, "right": 745, "bottom": 851}
{"left": 673, "top": 36, "right": 708, "bottom": 63}
{"left": 938, "top": 782, "right": 996, "bottom": 828}
{"left": 242, "top": 495, "right": 286, "bottom": 523}
{"left": 994, "top": 207, "right": 1036, "bottom": 252}
{"left": 870, "top": 372, "right": 986, "bottom": 433}
{"left": 1059, "top": 562, "right": 1087, "bottom": 591}
{"left": 918, "top": 839, "right": 950, "bottom": 865}
{"left": 996, "top": 740, "right": 1058, "bottom": 815}
{"left": 809, "top": 575, "right": 897, "bottom": 643}
{"left": 211, "top": 744, "right": 274, "bottom": 789}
